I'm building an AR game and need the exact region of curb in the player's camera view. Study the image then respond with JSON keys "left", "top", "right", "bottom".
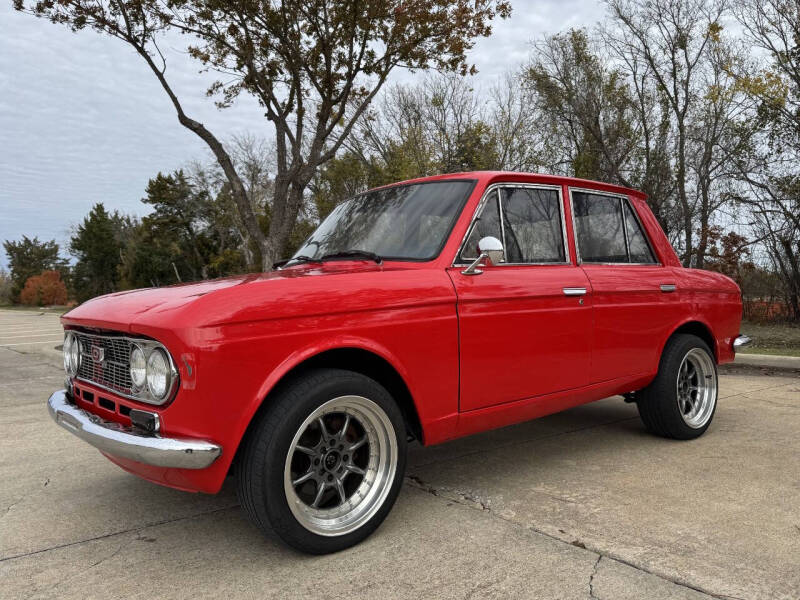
{"left": 729, "top": 353, "right": 800, "bottom": 371}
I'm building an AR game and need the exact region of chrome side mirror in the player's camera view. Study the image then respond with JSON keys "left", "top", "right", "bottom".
{"left": 462, "top": 236, "right": 504, "bottom": 275}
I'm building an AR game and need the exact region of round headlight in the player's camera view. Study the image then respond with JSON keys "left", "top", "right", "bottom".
{"left": 63, "top": 333, "right": 73, "bottom": 375}
{"left": 69, "top": 335, "right": 81, "bottom": 375}
{"left": 63, "top": 332, "right": 79, "bottom": 377}
{"left": 146, "top": 348, "right": 171, "bottom": 401}
{"left": 130, "top": 346, "right": 147, "bottom": 390}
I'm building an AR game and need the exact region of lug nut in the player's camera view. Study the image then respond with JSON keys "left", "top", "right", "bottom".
{"left": 327, "top": 474, "right": 333, "bottom": 482}
{"left": 343, "top": 455, "right": 349, "bottom": 461}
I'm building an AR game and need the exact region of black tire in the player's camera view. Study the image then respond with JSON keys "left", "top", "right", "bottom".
{"left": 636, "top": 334, "right": 718, "bottom": 440}
{"left": 236, "top": 368, "right": 407, "bottom": 554}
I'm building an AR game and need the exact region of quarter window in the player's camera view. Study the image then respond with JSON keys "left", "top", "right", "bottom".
{"left": 572, "top": 191, "right": 656, "bottom": 264}
{"left": 622, "top": 201, "right": 656, "bottom": 263}
{"left": 461, "top": 190, "right": 503, "bottom": 260}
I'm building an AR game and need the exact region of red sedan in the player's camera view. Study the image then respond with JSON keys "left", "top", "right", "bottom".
{"left": 49, "top": 172, "right": 749, "bottom": 553}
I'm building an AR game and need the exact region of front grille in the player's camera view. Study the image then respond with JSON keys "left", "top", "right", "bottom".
{"left": 74, "top": 332, "right": 133, "bottom": 396}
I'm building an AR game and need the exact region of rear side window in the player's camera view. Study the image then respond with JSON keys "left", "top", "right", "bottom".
{"left": 572, "top": 191, "right": 656, "bottom": 264}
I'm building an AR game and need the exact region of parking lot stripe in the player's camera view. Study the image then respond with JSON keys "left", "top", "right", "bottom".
{"left": 0, "top": 332, "right": 68, "bottom": 340}
{"left": 0, "top": 340, "right": 63, "bottom": 347}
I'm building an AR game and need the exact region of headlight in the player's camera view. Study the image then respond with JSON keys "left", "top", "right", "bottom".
{"left": 130, "top": 345, "right": 147, "bottom": 390}
{"left": 146, "top": 348, "right": 171, "bottom": 400}
{"left": 63, "top": 332, "right": 79, "bottom": 377}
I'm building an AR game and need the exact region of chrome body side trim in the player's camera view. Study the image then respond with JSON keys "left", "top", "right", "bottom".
{"left": 733, "top": 335, "right": 752, "bottom": 351}
{"left": 660, "top": 284, "right": 677, "bottom": 293}
{"left": 47, "top": 390, "right": 221, "bottom": 469}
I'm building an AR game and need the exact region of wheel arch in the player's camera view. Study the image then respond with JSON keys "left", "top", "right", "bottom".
{"left": 663, "top": 319, "right": 718, "bottom": 362}
{"left": 231, "top": 343, "right": 424, "bottom": 475}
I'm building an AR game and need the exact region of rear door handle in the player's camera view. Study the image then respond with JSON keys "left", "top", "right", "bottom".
{"left": 563, "top": 287, "right": 587, "bottom": 296}
{"left": 660, "top": 284, "right": 677, "bottom": 293}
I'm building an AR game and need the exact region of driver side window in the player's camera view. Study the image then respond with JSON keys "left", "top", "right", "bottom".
{"left": 459, "top": 186, "right": 566, "bottom": 264}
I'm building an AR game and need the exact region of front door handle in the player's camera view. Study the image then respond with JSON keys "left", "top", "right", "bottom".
{"left": 660, "top": 284, "right": 677, "bottom": 293}
{"left": 563, "top": 287, "right": 587, "bottom": 296}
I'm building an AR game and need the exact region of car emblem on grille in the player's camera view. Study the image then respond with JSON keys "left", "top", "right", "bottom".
{"left": 91, "top": 345, "right": 105, "bottom": 363}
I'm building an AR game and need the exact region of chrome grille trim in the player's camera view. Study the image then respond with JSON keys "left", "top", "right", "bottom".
{"left": 71, "top": 331, "right": 178, "bottom": 405}
{"left": 75, "top": 332, "right": 133, "bottom": 396}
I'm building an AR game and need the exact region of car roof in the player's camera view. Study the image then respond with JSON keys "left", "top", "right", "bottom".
{"left": 371, "top": 171, "right": 647, "bottom": 201}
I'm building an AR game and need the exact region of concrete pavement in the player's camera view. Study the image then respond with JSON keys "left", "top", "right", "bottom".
{"left": 1, "top": 309, "right": 799, "bottom": 599}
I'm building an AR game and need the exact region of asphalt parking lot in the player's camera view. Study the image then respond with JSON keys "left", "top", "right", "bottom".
{"left": 1, "top": 309, "right": 799, "bottom": 600}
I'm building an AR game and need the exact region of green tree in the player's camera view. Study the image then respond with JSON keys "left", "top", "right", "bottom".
{"left": 120, "top": 170, "right": 247, "bottom": 289}
{"left": 70, "top": 203, "right": 133, "bottom": 302}
{"left": 16, "top": 0, "right": 510, "bottom": 270}
{"left": 3, "top": 237, "right": 68, "bottom": 301}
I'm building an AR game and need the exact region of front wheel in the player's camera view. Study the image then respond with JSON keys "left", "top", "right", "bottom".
{"left": 636, "top": 334, "right": 718, "bottom": 440}
{"left": 237, "top": 368, "right": 407, "bottom": 554}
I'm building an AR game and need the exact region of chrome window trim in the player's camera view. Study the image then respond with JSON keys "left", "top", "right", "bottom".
{"left": 568, "top": 187, "right": 660, "bottom": 266}
{"left": 453, "top": 183, "right": 571, "bottom": 267}
{"left": 69, "top": 331, "right": 180, "bottom": 406}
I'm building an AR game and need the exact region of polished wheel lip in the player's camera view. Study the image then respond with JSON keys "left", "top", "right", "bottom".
{"left": 676, "top": 348, "right": 717, "bottom": 429}
{"left": 283, "top": 395, "right": 397, "bottom": 537}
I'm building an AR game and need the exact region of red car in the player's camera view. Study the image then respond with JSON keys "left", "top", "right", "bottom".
{"left": 49, "top": 172, "right": 749, "bottom": 553}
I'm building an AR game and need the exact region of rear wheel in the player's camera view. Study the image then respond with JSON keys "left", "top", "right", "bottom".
{"left": 237, "top": 368, "right": 407, "bottom": 554}
{"left": 636, "top": 334, "right": 718, "bottom": 440}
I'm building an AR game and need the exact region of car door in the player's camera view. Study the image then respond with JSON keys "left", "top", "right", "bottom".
{"left": 447, "top": 183, "right": 593, "bottom": 412}
{"left": 569, "top": 188, "right": 682, "bottom": 383}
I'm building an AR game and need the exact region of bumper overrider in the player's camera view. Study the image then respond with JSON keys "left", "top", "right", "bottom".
{"left": 47, "top": 390, "right": 222, "bottom": 469}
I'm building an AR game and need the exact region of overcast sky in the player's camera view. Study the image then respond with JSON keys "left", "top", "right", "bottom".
{"left": 0, "top": 1, "right": 606, "bottom": 269}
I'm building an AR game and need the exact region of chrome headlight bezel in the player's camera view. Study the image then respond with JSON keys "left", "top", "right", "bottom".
{"left": 127, "top": 341, "right": 179, "bottom": 406}
{"left": 129, "top": 344, "right": 147, "bottom": 391}
{"left": 68, "top": 331, "right": 179, "bottom": 407}
{"left": 145, "top": 347, "right": 172, "bottom": 401}
{"left": 63, "top": 332, "right": 80, "bottom": 377}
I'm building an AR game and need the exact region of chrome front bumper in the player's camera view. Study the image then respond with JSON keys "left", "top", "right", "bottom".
{"left": 47, "top": 390, "right": 222, "bottom": 469}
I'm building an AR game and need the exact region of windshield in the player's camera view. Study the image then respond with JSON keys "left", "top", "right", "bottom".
{"left": 292, "top": 180, "right": 475, "bottom": 262}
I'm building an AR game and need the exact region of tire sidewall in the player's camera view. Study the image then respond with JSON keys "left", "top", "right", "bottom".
{"left": 648, "top": 335, "right": 718, "bottom": 439}
{"left": 253, "top": 370, "right": 407, "bottom": 554}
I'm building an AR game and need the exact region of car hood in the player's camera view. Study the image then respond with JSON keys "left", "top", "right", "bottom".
{"left": 61, "top": 262, "right": 454, "bottom": 335}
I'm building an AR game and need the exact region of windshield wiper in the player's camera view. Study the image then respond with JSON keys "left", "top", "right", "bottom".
{"left": 320, "top": 250, "right": 383, "bottom": 264}
{"left": 273, "top": 255, "right": 323, "bottom": 268}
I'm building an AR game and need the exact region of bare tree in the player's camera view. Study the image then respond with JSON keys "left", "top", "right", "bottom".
{"left": 15, "top": 0, "right": 510, "bottom": 270}
{"left": 730, "top": 0, "right": 800, "bottom": 318}
{"left": 606, "top": 0, "right": 729, "bottom": 266}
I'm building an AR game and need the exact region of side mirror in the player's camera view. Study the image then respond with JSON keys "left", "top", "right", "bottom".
{"left": 462, "top": 236, "right": 504, "bottom": 275}
{"left": 478, "top": 236, "right": 504, "bottom": 266}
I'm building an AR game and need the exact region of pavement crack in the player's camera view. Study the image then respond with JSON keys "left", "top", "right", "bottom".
{"left": 407, "top": 476, "right": 729, "bottom": 600}
{"left": 0, "top": 505, "right": 239, "bottom": 563}
{"left": 588, "top": 555, "right": 602, "bottom": 599}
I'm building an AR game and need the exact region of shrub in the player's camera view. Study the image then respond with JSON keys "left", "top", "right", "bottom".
{"left": 19, "top": 270, "right": 68, "bottom": 306}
